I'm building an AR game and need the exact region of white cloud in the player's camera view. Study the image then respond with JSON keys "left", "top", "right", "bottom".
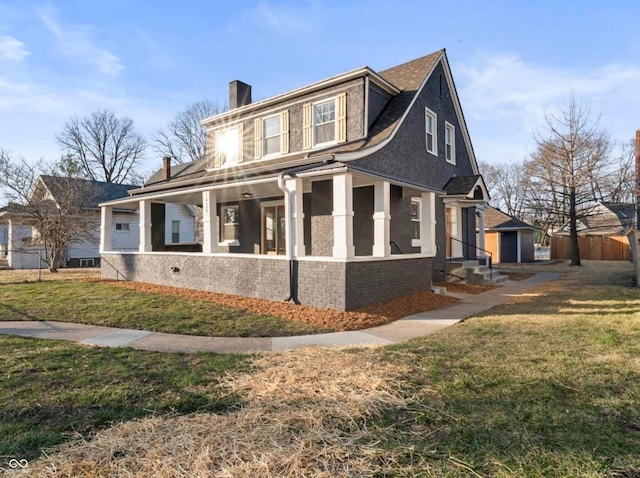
{"left": 38, "top": 8, "right": 123, "bottom": 76}
{"left": 0, "top": 35, "right": 29, "bottom": 61}
{"left": 251, "top": 3, "right": 314, "bottom": 33}
{"left": 457, "top": 51, "right": 640, "bottom": 163}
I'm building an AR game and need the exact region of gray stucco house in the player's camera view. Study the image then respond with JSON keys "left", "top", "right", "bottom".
{"left": 99, "top": 48, "right": 489, "bottom": 310}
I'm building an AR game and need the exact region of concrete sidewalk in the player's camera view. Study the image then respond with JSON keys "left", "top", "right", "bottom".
{"left": 0, "top": 272, "right": 559, "bottom": 354}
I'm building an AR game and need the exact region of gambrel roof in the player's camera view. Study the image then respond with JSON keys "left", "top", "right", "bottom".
{"left": 140, "top": 48, "right": 479, "bottom": 195}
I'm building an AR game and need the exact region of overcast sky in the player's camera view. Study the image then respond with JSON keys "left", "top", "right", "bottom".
{"left": 1, "top": 0, "right": 639, "bottom": 179}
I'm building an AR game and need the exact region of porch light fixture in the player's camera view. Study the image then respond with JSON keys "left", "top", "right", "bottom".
{"left": 241, "top": 191, "right": 253, "bottom": 198}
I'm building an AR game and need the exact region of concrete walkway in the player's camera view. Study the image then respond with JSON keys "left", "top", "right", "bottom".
{"left": 0, "top": 272, "right": 559, "bottom": 354}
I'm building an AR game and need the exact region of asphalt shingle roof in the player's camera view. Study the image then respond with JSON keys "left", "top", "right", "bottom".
{"left": 484, "top": 206, "right": 534, "bottom": 230}
{"left": 443, "top": 175, "right": 482, "bottom": 196}
{"left": 39, "top": 176, "right": 138, "bottom": 209}
{"left": 142, "top": 50, "right": 445, "bottom": 191}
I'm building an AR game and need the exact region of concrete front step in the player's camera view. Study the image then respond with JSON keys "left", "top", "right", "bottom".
{"left": 445, "top": 259, "right": 507, "bottom": 286}
{"left": 431, "top": 285, "right": 447, "bottom": 295}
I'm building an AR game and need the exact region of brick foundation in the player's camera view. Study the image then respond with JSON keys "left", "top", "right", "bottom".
{"left": 102, "top": 253, "right": 432, "bottom": 311}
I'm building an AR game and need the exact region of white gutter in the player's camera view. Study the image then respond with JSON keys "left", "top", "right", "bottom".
{"left": 99, "top": 175, "right": 282, "bottom": 207}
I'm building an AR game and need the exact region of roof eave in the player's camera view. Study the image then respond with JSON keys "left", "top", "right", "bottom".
{"left": 201, "top": 66, "right": 400, "bottom": 126}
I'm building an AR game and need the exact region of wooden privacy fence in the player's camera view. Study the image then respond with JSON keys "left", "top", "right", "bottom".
{"left": 551, "top": 235, "right": 631, "bottom": 261}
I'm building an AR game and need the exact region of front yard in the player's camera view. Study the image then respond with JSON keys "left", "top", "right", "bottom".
{"left": 0, "top": 269, "right": 458, "bottom": 336}
{"left": 2, "top": 260, "right": 639, "bottom": 476}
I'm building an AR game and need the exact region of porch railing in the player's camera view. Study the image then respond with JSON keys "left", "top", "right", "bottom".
{"left": 448, "top": 237, "right": 493, "bottom": 279}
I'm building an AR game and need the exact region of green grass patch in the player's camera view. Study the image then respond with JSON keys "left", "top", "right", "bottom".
{"left": 0, "top": 280, "right": 331, "bottom": 336}
{"left": 369, "top": 261, "right": 640, "bottom": 476}
{"left": 0, "top": 335, "right": 249, "bottom": 461}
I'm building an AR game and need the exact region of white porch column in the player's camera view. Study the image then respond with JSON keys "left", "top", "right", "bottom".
{"left": 332, "top": 173, "right": 355, "bottom": 259}
{"left": 202, "top": 190, "right": 218, "bottom": 254}
{"left": 99, "top": 206, "right": 112, "bottom": 253}
{"left": 421, "top": 192, "right": 437, "bottom": 256}
{"left": 477, "top": 206, "right": 486, "bottom": 259}
{"left": 139, "top": 200, "right": 152, "bottom": 252}
{"left": 372, "top": 181, "right": 390, "bottom": 257}
{"left": 285, "top": 177, "right": 305, "bottom": 258}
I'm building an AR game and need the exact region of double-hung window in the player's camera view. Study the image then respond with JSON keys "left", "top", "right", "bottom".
{"left": 215, "top": 126, "right": 241, "bottom": 167}
{"left": 445, "top": 122, "right": 455, "bottom": 164}
{"left": 220, "top": 205, "right": 239, "bottom": 243}
{"left": 263, "top": 115, "right": 281, "bottom": 156}
{"left": 425, "top": 108, "right": 437, "bottom": 155}
{"left": 411, "top": 198, "right": 421, "bottom": 248}
{"left": 171, "top": 220, "right": 180, "bottom": 244}
{"left": 313, "top": 99, "right": 336, "bottom": 145}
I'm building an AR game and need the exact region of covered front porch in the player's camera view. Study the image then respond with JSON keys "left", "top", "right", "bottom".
{"left": 100, "top": 169, "right": 439, "bottom": 259}
{"left": 100, "top": 168, "right": 443, "bottom": 310}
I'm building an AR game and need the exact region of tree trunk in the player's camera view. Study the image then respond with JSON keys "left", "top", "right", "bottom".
{"left": 569, "top": 188, "right": 581, "bottom": 266}
{"left": 49, "top": 247, "right": 62, "bottom": 273}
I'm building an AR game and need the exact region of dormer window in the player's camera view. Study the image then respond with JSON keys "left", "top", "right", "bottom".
{"left": 302, "top": 93, "right": 346, "bottom": 150}
{"left": 214, "top": 126, "right": 242, "bottom": 167}
{"left": 313, "top": 99, "right": 336, "bottom": 145}
{"left": 253, "top": 110, "right": 289, "bottom": 160}
{"left": 263, "top": 115, "right": 282, "bottom": 156}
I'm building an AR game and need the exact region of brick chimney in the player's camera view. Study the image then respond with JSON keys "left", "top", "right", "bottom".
{"left": 229, "top": 80, "right": 252, "bottom": 109}
{"left": 163, "top": 156, "right": 171, "bottom": 181}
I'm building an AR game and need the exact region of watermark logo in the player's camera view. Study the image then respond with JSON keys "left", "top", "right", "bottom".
{"left": 8, "top": 459, "right": 28, "bottom": 469}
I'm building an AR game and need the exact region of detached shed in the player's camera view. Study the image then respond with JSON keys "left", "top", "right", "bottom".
{"left": 481, "top": 206, "right": 535, "bottom": 263}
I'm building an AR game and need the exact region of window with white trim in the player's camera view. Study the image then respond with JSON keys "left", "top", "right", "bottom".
{"left": 445, "top": 122, "right": 455, "bottom": 164}
{"left": 115, "top": 223, "right": 129, "bottom": 232}
{"left": 313, "top": 99, "right": 336, "bottom": 145}
{"left": 215, "top": 126, "right": 240, "bottom": 166}
{"left": 411, "top": 198, "right": 421, "bottom": 248}
{"left": 171, "top": 220, "right": 180, "bottom": 244}
{"left": 263, "top": 115, "right": 281, "bottom": 156}
{"left": 425, "top": 108, "right": 437, "bottom": 155}
{"left": 220, "top": 205, "right": 239, "bottom": 243}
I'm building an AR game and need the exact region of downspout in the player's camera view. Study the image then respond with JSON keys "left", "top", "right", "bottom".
{"left": 277, "top": 155, "right": 336, "bottom": 303}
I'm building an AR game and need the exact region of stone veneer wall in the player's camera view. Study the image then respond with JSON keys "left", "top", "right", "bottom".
{"left": 102, "top": 253, "right": 432, "bottom": 311}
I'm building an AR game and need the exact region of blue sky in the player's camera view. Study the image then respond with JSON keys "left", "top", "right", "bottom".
{"left": 1, "top": 0, "right": 639, "bottom": 178}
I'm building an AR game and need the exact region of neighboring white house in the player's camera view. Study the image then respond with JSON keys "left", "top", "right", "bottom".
{"left": 0, "top": 175, "right": 196, "bottom": 269}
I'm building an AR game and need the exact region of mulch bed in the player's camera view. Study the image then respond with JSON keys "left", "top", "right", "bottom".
{"left": 100, "top": 280, "right": 459, "bottom": 332}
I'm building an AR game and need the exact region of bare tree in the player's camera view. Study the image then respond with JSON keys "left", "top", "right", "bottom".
{"left": 153, "top": 100, "right": 223, "bottom": 164}
{"left": 597, "top": 139, "right": 636, "bottom": 204}
{"left": 57, "top": 110, "right": 145, "bottom": 183}
{"left": 527, "top": 96, "right": 614, "bottom": 266}
{"left": 0, "top": 150, "right": 96, "bottom": 272}
{"left": 480, "top": 160, "right": 530, "bottom": 219}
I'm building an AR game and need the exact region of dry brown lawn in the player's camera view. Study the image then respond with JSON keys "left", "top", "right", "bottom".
{"left": 23, "top": 348, "right": 419, "bottom": 477}
{"left": 0, "top": 267, "right": 100, "bottom": 284}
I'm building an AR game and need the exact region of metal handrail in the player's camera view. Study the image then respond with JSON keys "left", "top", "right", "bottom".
{"left": 390, "top": 240, "right": 403, "bottom": 255}
{"left": 448, "top": 236, "right": 493, "bottom": 279}
{"left": 100, "top": 254, "right": 130, "bottom": 281}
